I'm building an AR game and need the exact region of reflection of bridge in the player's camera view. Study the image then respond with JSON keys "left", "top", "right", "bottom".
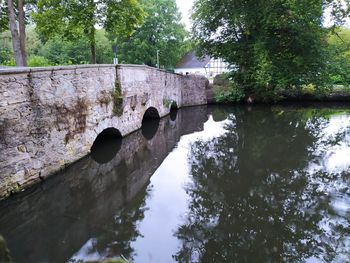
{"left": 0, "top": 65, "right": 208, "bottom": 199}
{"left": 0, "top": 106, "right": 208, "bottom": 262}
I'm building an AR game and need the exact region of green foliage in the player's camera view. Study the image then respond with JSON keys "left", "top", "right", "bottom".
{"left": 95, "top": 30, "right": 114, "bottom": 64}
{"left": 0, "top": 31, "right": 13, "bottom": 64}
{"left": 33, "top": 0, "right": 144, "bottom": 62}
{"left": 117, "top": 0, "right": 189, "bottom": 69}
{"left": 112, "top": 80, "right": 124, "bottom": 116}
{"left": 38, "top": 36, "right": 90, "bottom": 65}
{"left": 0, "top": 48, "right": 12, "bottom": 64}
{"left": 212, "top": 73, "right": 245, "bottom": 103}
{"left": 327, "top": 27, "right": 350, "bottom": 85}
{"left": 192, "top": 0, "right": 350, "bottom": 102}
{"left": 301, "top": 84, "right": 317, "bottom": 96}
{"left": 0, "top": 27, "right": 114, "bottom": 66}
{"left": 33, "top": 29, "right": 112, "bottom": 65}
{"left": 213, "top": 73, "right": 231, "bottom": 86}
{"left": 2, "top": 58, "right": 16, "bottom": 66}
{"left": 26, "top": 27, "right": 43, "bottom": 56}
{"left": 163, "top": 98, "right": 172, "bottom": 108}
{"left": 0, "top": 1, "right": 9, "bottom": 33}
{"left": 213, "top": 84, "right": 245, "bottom": 103}
{"left": 27, "top": 55, "right": 52, "bottom": 67}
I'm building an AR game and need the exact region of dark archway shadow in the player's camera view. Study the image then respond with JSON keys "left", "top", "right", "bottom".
{"left": 142, "top": 107, "right": 160, "bottom": 140}
{"left": 170, "top": 102, "right": 178, "bottom": 121}
{"left": 91, "top": 128, "right": 122, "bottom": 164}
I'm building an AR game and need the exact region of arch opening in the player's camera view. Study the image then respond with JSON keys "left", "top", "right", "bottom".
{"left": 170, "top": 102, "right": 178, "bottom": 121}
{"left": 142, "top": 107, "right": 160, "bottom": 140}
{"left": 91, "top": 128, "right": 122, "bottom": 164}
{"left": 170, "top": 101, "right": 178, "bottom": 110}
{"left": 142, "top": 107, "right": 160, "bottom": 120}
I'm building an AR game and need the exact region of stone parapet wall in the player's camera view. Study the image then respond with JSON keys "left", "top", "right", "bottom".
{"left": 182, "top": 74, "right": 209, "bottom": 106}
{"left": 0, "top": 64, "right": 207, "bottom": 199}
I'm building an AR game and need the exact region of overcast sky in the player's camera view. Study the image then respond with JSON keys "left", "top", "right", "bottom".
{"left": 176, "top": 0, "right": 194, "bottom": 30}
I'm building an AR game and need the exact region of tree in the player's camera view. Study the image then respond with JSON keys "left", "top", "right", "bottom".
{"left": 1, "top": 0, "right": 37, "bottom": 66}
{"left": 0, "top": 31, "right": 13, "bottom": 64}
{"left": 0, "top": 1, "right": 8, "bottom": 32}
{"left": 1, "top": 0, "right": 27, "bottom": 66}
{"left": 33, "top": 0, "right": 144, "bottom": 64}
{"left": 37, "top": 29, "right": 114, "bottom": 65}
{"left": 192, "top": 0, "right": 350, "bottom": 101}
{"left": 116, "top": 0, "right": 189, "bottom": 69}
{"left": 327, "top": 27, "right": 350, "bottom": 85}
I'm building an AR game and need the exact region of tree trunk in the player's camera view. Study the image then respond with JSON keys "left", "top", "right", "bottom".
{"left": 90, "top": 41, "right": 96, "bottom": 64}
{"left": 18, "top": 0, "right": 27, "bottom": 66}
{"left": 7, "top": 0, "right": 25, "bottom": 66}
{"left": 90, "top": 26, "right": 96, "bottom": 64}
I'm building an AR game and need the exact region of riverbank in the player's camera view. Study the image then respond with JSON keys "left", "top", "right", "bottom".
{"left": 207, "top": 74, "right": 350, "bottom": 104}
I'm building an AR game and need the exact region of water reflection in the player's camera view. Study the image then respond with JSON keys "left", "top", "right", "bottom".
{"left": 0, "top": 106, "right": 208, "bottom": 263}
{"left": 141, "top": 118, "right": 160, "bottom": 140}
{"left": 170, "top": 108, "right": 178, "bottom": 121}
{"left": 175, "top": 105, "right": 350, "bottom": 262}
{"left": 91, "top": 128, "right": 122, "bottom": 164}
{"left": 141, "top": 107, "right": 161, "bottom": 140}
{"left": 0, "top": 105, "right": 349, "bottom": 263}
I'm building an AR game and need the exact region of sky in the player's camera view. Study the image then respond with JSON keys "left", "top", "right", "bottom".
{"left": 176, "top": 0, "right": 194, "bottom": 30}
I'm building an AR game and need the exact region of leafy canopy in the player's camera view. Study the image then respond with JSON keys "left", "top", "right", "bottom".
{"left": 32, "top": 0, "right": 144, "bottom": 62}
{"left": 327, "top": 27, "right": 350, "bottom": 85}
{"left": 33, "top": 0, "right": 144, "bottom": 39}
{"left": 117, "top": 0, "right": 189, "bottom": 69}
{"left": 192, "top": 0, "right": 350, "bottom": 101}
{"left": 0, "top": 0, "right": 8, "bottom": 33}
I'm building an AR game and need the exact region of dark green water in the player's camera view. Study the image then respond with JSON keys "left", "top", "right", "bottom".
{"left": 0, "top": 105, "right": 349, "bottom": 263}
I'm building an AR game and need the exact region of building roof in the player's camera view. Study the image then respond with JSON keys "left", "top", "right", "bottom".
{"left": 176, "top": 51, "right": 210, "bottom": 69}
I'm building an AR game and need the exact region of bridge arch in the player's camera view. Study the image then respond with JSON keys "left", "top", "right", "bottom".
{"left": 142, "top": 107, "right": 160, "bottom": 120}
{"left": 170, "top": 101, "right": 178, "bottom": 121}
{"left": 141, "top": 107, "right": 160, "bottom": 140}
{"left": 91, "top": 127, "right": 122, "bottom": 164}
{"left": 170, "top": 101, "right": 178, "bottom": 110}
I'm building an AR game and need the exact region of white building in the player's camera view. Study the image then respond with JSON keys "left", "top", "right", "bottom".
{"left": 174, "top": 51, "right": 229, "bottom": 80}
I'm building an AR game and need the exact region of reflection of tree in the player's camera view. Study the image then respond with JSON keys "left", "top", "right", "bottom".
{"left": 174, "top": 107, "right": 350, "bottom": 262}
{"left": 82, "top": 186, "right": 150, "bottom": 261}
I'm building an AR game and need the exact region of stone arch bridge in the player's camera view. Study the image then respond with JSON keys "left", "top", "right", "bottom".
{"left": 0, "top": 64, "right": 208, "bottom": 199}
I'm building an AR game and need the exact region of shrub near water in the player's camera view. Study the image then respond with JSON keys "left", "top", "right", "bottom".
{"left": 213, "top": 74, "right": 245, "bottom": 103}
{"left": 214, "top": 84, "right": 245, "bottom": 103}
{"left": 301, "top": 84, "right": 316, "bottom": 96}
{"left": 27, "top": 55, "right": 52, "bottom": 67}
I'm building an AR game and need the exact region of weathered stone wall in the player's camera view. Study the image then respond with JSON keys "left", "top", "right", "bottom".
{"left": 0, "top": 64, "right": 207, "bottom": 199}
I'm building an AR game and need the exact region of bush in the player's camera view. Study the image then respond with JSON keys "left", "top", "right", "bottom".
{"left": 213, "top": 73, "right": 231, "bottom": 86}
{"left": 27, "top": 55, "right": 53, "bottom": 67}
{"left": 213, "top": 83, "right": 245, "bottom": 103}
{"left": 2, "top": 58, "right": 16, "bottom": 66}
{"left": 0, "top": 48, "right": 12, "bottom": 64}
{"left": 301, "top": 84, "right": 316, "bottom": 96}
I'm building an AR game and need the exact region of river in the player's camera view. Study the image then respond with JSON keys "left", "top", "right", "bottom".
{"left": 0, "top": 104, "right": 349, "bottom": 262}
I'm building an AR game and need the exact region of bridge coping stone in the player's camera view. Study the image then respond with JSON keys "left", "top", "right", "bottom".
{"left": 0, "top": 64, "right": 183, "bottom": 76}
